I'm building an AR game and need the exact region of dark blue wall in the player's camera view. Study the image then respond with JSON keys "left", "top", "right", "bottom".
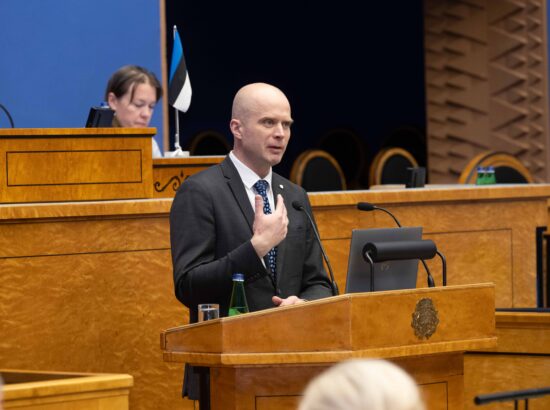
{"left": 0, "top": 1, "right": 426, "bottom": 181}
{"left": 166, "top": 1, "right": 426, "bottom": 179}
{"left": 0, "top": 0, "right": 164, "bottom": 146}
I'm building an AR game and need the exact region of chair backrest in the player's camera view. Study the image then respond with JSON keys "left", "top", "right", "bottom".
{"left": 369, "top": 147, "right": 418, "bottom": 186}
{"left": 317, "top": 129, "right": 366, "bottom": 189}
{"left": 458, "top": 151, "right": 533, "bottom": 184}
{"left": 188, "top": 130, "right": 230, "bottom": 155}
{"left": 290, "top": 149, "right": 347, "bottom": 191}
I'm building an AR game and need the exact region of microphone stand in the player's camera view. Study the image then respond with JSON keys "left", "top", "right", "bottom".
{"left": 363, "top": 251, "right": 375, "bottom": 292}
{"left": 293, "top": 201, "right": 339, "bottom": 296}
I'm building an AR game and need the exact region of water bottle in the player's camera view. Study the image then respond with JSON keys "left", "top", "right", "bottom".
{"left": 228, "top": 273, "right": 249, "bottom": 316}
{"left": 475, "top": 166, "right": 486, "bottom": 185}
{"left": 485, "top": 166, "right": 496, "bottom": 184}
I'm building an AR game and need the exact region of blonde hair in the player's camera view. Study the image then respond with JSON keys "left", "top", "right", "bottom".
{"left": 299, "top": 359, "right": 425, "bottom": 410}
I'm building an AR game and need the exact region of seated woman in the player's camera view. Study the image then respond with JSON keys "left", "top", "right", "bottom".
{"left": 105, "top": 65, "right": 163, "bottom": 157}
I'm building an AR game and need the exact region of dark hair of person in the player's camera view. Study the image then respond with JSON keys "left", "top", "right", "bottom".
{"left": 104, "top": 65, "right": 163, "bottom": 102}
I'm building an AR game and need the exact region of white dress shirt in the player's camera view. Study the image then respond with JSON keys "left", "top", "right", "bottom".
{"left": 229, "top": 151, "right": 275, "bottom": 212}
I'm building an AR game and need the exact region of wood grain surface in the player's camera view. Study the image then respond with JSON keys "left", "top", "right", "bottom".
{"left": 0, "top": 184, "right": 547, "bottom": 409}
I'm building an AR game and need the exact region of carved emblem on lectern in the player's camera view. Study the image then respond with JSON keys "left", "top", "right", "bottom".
{"left": 411, "top": 298, "right": 439, "bottom": 340}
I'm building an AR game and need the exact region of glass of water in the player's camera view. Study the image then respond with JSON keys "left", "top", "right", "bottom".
{"left": 198, "top": 303, "right": 220, "bottom": 322}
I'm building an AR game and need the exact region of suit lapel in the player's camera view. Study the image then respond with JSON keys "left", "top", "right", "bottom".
{"left": 272, "top": 174, "right": 287, "bottom": 285}
{"left": 220, "top": 157, "right": 254, "bottom": 232}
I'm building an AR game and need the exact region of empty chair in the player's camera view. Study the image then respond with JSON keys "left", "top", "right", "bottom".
{"left": 290, "top": 149, "right": 347, "bottom": 191}
{"left": 381, "top": 125, "right": 427, "bottom": 168}
{"left": 317, "top": 129, "right": 366, "bottom": 189}
{"left": 458, "top": 151, "right": 533, "bottom": 184}
{"left": 369, "top": 147, "right": 418, "bottom": 186}
{"left": 188, "top": 130, "right": 230, "bottom": 155}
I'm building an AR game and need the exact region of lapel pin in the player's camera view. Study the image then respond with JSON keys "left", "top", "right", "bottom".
{"left": 279, "top": 184, "right": 284, "bottom": 189}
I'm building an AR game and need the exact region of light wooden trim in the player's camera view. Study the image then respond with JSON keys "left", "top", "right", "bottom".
{"left": 0, "top": 128, "right": 155, "bottom": 137}
{"left": 307, "top": 184, "right": 550, "bottom": 207}
{"left": 162, "top": 283, "right": 497, "bottom": 365}
{"left": 369, "top": 147, "right": 418, "bottom": 186}
{"left": 2, "top": 370, "right": 133, "bottom": 401}
{"left": 153, "top": 156, "right": 225, "bottom": 166}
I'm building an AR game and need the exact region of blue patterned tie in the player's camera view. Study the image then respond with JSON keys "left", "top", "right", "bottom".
{"left": 253, "top": 180, "right": 278, "bottom": 279}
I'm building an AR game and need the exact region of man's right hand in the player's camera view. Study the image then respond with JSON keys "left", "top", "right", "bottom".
{"left": 251, "top": 194, "right": 288, "bottom": 257}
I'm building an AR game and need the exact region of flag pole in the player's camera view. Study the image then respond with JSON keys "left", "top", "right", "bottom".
{"left": 173, "top": 25, "right": 182, "bottom": 152}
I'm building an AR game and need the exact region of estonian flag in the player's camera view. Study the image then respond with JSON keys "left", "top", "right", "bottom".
{"left": 169, "top": 27, "right": 192, "bottom": 112}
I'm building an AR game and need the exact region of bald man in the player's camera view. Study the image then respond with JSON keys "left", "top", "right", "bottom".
{"left": 169, "top": 83, "right": 333, "bottom": 400}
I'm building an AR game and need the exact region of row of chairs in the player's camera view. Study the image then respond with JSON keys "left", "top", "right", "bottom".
{"left": 182, "top": 130, "right": 534, "bottom": 190}
{"left": 290, "top": 149, "right": 534, "bottom": 191}
{"left": 289, "top": 147, "right": 418, "bottom": 191}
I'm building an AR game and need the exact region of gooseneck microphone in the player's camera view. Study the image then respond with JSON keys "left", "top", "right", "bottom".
{"left": 357, "top": 202, "right": 402, "bottom": 227}
{"left": 357, "top": 202, "right": 436, "bottom": 287}
{"left": 0, "top": 103, "right": 15, "bottom": 128}
{"left": 292, "top": 201, "right": 339, "bottom": 296}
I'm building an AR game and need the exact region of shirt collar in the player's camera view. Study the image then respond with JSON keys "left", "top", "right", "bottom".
{"left": 229, "top": 151, "right": 273, "bottom": 190}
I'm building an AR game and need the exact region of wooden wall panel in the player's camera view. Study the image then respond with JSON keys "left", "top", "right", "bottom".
{"left": 0, "top": 128, "right": 154, "bottom": 202}
{"left": 0, "top": 212, "right": 194, "bottom": 410}
{"left": 313, "top": 188, "right": 547, "bottom": 307}
{"left": 464, "top": 312, "right": 550, "bottom": 410}
{"left": 0, "top": 186, "right": 547, "bottom": 409}
{"left": 424, "top": 0, "right": 550, "bottom": 183}
{"left": 464, "top": 354, "right": 550, "bottom": 410}
{"left": 210, "top": 355, "right": 463, "bottom": 410}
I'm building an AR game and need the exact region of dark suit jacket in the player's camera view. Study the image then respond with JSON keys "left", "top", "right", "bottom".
{"left": 170, "top": 156, "right": 333, "bottom": 322}
{"left": 170, "top": 157, "right": 333, "bottom": 400}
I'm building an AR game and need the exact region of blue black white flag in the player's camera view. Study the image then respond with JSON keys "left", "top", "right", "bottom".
{"left": 169, "top": 27, "right": 192, "bottom": 112}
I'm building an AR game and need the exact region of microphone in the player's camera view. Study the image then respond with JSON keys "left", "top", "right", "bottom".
{"left": 357, "top": 201, "right": 436, "bottom": 287}
{"left": 292, "top": 200, "right": 339, "bottom": 296}
{"left": 357, "top": 202, "right": 401, "bottom": 227}
{"left": 0, "top": 103, "right": 15, "bottom": 128}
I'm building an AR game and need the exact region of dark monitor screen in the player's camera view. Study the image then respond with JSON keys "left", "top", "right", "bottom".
{"left": 345, "top": 226, "right": 422, "bottom": 293}
{"left": 85, "top": 106, "right": 114, "bottom": 127}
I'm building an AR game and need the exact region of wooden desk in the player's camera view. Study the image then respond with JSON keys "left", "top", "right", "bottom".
{"left": 464, "top": 311, "right": 550, "bottom": 410}
{"left": 162, "top": 284, "right": 497, "bottom": 410}
{"left": 2, "top": 369, "right": 132, "bottom": 409}
{"left": 310, "top": 185, "right": 550, "bottom": 307}
{"left": 0, "top": 185, "right": 547, "bottom": 409}
{"left": 152, "top": 156, "right": 224, "bottom": 198}
{"left": 0, "top": 128, "right": 154, "bottom": 202}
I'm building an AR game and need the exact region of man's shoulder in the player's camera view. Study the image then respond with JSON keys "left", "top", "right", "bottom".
{"left": 273, "top": 172, "right": 304, "bottom": 194}
{"left": 188, "top": 162, "right": 223, "bottom": 182}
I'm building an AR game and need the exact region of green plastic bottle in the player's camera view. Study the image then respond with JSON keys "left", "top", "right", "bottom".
{"left": 475, "top": 166, "right": 486, "bottom": 185}
{"left": 485, "top": 166, "right": 496, "bottom": 184}
{"left": 228, "top": 273, "right": 249, "bottom": 316}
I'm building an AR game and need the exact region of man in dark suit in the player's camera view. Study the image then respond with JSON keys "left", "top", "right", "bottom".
{"left": 170, "top": 82, "right": 333, "bottom": 402}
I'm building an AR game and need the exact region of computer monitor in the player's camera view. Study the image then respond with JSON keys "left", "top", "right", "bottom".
{"left": 345, "top": 226, "right": 422, "bottom": 293}
{"left": 85, "top": 106, "right": 114, "bottom": 127}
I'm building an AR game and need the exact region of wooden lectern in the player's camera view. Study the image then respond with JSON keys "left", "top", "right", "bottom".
{"left": 161, "top": 284, "right": 496, "bottom": 410}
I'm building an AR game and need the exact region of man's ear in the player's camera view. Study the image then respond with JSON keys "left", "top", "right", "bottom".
{"left": 230, "top": 119, "right": 242, "bottom": 140}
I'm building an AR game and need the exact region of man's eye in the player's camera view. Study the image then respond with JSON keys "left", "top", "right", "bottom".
{"left": 263, "top": 119, "right": 275, "bottom": 126}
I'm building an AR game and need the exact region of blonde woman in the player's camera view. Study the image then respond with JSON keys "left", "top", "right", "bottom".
{"left": 299, "top": 359, "right": 425, "bottom": 410}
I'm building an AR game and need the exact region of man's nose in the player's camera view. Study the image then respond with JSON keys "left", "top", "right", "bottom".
{"left": 273, "top": 123, "right": 285, "bottom": 137}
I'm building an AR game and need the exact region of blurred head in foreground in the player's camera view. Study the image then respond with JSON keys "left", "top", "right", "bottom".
{"left": 299, "top": 359, "right": 425, "bottom": 410}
